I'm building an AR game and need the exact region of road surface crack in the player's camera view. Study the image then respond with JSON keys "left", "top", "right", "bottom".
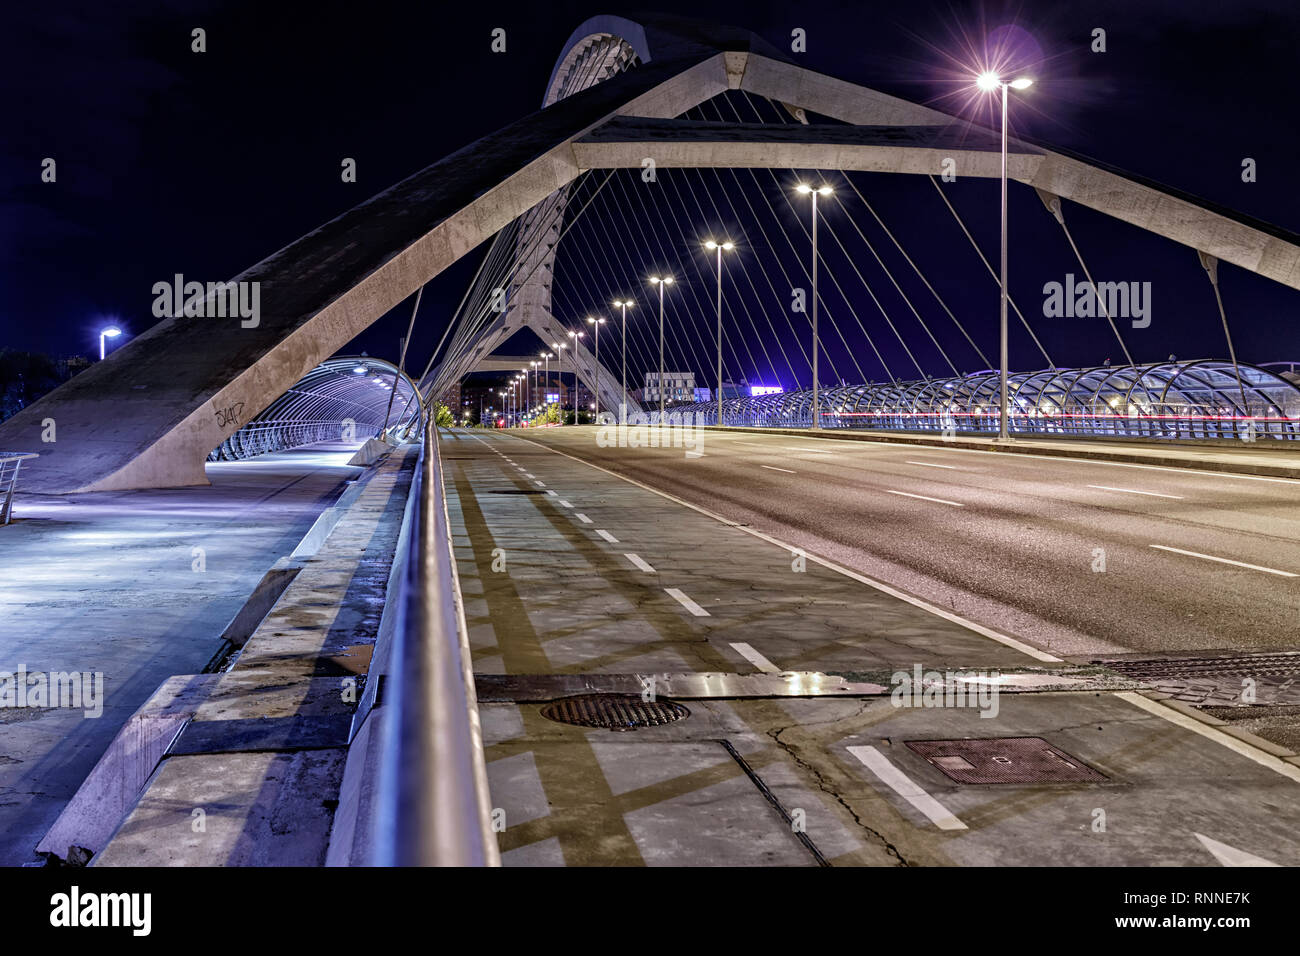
{"left": 767, "top": 717, "right": 910, "bottom": 867}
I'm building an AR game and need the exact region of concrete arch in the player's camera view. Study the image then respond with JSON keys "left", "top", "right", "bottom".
{"left": 5, "top": 13, "right": 1299, "bottom": 492}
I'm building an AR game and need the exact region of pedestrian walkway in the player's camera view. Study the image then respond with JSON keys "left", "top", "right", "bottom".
{"left": 0, "top": 442, "right": 362, "bottom": 865}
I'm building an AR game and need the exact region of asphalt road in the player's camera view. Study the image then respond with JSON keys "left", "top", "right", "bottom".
{"left": 511, "top": 426, "right": 1300, "bottom": 659}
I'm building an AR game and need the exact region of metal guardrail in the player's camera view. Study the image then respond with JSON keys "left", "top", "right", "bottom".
{"left": 1, "top": 453, "right": 37, "bottom": 525}
{"left": 373, "top": 414, "right": 499, "bottom": 866}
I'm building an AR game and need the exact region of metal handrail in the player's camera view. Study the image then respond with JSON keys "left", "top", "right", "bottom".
{"left": 1, "top": 453, "right": 38, "bottom": 525}
{"left": 373, "top": 415, "right": 499, "bottom": 866}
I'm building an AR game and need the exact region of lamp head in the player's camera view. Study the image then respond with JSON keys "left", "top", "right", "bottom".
{"left": 1009, "top": 77, "right": 1034, "bottom": 90}
{"left": 976, "top": 70, "right": 1001, "bottom": 91}
{"left": 796, "top": 183, "right": 812, "bottom": 194}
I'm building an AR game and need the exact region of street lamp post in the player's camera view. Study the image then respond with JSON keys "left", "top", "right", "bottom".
{"left": 977, "top": 70, "right": 1033, "bottom": 442}
{"left": 543, "top": 351, "right": 553, "bottom": 419}
{"left": 705, "top": 241, "right": 735, "bottom": 427}
{"left": 555, "top": 343, "right": 567, "bottom": 424}
{"left": 612, "top": 299, "right": 632, "bottom": 421}
{"left": 796, "top": 184, "right": 832, "bottom": 429}
{"left": 99, "top": 326, "right": 122, "bottom": 361}
{"left": 649, "top": 276, "right": 674, "bottom": 421}
{"left": 586, "top": 317, "right": 605, "bottom": 421}
{"left": 567, "top": 330, "right": 585, "bottom": 422}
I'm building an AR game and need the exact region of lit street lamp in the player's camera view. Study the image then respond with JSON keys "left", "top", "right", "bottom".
{"left": 796, "top": 184, "right": 832, "bottom": 429}
{"left": 976, "top": 70, "right": 1033, "bottom": 441}
{"left": 567, "top": 329, "right": 585, "bottom": 422}
{"left": 704, "top": 241, "right": 735, "bottom": 427}
{"left": 612, "top": 299, "right": 633, "bottom": 421}
{"left": 555, "top": 342, "right": 567, "bottom": 424}
{"left": 586, "top": 316, "right": 605, "bottom": 421}
{"left": 649, "top": 276, "right": 675, "bottom": 421}
{"left": 99, "top": 326, "right": 122, "bottom": 361}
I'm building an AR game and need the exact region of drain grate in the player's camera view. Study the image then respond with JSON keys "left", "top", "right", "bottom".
{"left": 1100, "top": 653, "right": 1300, "bottom": 681}
{"left": 906, "top": 737, "right": 1106, "bottom": 784}
{"left": 541, "top": 694, "right": 689, "bottom": 732}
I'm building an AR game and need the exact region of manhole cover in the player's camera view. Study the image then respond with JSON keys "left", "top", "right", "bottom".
{"left": 1100, "top": 653, "right": 1300, "bottom": 680}
{"left": 540, "top": 694, "right": 689, "bottom": 732}
{"left": 486, "top": 488, "right": 546, "bottom": 495}
{"left": 905, "top": 737, "right": 1106, "bottom": 784}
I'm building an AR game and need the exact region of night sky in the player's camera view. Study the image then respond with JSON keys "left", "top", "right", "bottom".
{"left": 4, "top": 0, "right": 1298, "bottom": 391}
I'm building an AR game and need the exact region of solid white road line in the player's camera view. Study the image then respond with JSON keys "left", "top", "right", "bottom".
{"left": 730, "top": 642, "right": 780, "bottom": 673}
{"left": 886, "top": 490, "right": 964, "bottom": 507}
{"left": 1193, "top": 833, "right": 1280, "bottom": 867}
{"left": 783, "top": 446, "right": 834, "bottom": 454}
{"left": 1088, "top": 484, "right": 1184, "bottom": 499}
{"left": 1148, "top": 544, "right": 1297, "bottom": 578}
{"left": 1118, "top": 692, "right": 1300, "bottom": 784}
{"left": 665, "top": 587, "right": 710, "bottom": 617}
{"left": 848, "top": 746, "right": 967, "bottom": 831}
{"left": 624, "top": 553, "right": 656, "bottom": 573}
{"left": 760, "top": 465, "right": 797, "bottom": 474}
{"left": 596, "top": 530, "right": 619, "bottom": 543}
{"left": 512, "top": 434, "right": 1061, "bottom": 662}
{"left": 575, "top": 513, "right": 592, "bottom": 524}
{"left": 905, "top": 460, "right": 959, "bottom": 470}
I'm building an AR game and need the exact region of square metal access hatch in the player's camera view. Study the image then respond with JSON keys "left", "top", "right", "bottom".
{"left": 905, "top": 737, "right": 1107, "bottom": 784}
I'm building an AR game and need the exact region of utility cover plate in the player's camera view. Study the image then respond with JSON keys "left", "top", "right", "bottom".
{"left": 906, "top": 737, "right": 1106, "bottom": 784}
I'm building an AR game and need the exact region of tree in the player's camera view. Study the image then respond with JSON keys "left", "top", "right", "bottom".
{"left": 434, "top": 402, "right": 455, "bottom": 428}
{"left": 531, "top": 403, "right": 563, "bottom": 426}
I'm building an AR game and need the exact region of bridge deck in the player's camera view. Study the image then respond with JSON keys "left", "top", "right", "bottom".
{"left": 451, "top": 429, "right": 1300, "bottom": 866}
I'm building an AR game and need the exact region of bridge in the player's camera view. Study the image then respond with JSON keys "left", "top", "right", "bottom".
{"left": 2, "top": 13, "right": 1300, "bottom": 872}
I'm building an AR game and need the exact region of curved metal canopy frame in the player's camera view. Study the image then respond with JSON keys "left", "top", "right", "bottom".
{"left": 209, "top": 356, "right": 423, "bottom": 461}
{"left": 672, "top": 361, "right": 1300, "bottom": 440}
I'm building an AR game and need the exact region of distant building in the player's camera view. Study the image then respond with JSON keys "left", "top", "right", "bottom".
{"left": 644, "top": 371, "right": 695, "bottom": 405}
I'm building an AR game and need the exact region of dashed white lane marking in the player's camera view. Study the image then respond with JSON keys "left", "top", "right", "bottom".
{"left": 596, "top": 530, "right": 619, "bottom": 543}
{"left": 512, "top": 434, "right": 1060, "bottom": 662}
{"left": 730, "top": 642, "right": 780, "bottom": 673}
{"left": 1148, "top": 544, "right": 1296, "bottom": 578}
{"left": 1088, "top": 484, "right": 1184, "bottom": 499}
{"left": 905, "top": 460, "right": 959, "bottom": 470}
{"left": 545, "top": 490, "right": 557, "bottom": 496}
{"left": 624, "top": 553, "right": 656, "bottom": 573}
{"left": 534, "top": 481, "right": 546, "bottom": 488}
{"left": 524, "top": 473, "right": 535, "bottom": 478}
{"left": 575, "top": 513, "right": 592, "bottom": 524}
{"left": 557, "top": 499, "right": 573, "bottom": 508}
{"left": 665, "top": 587, "right": 710, "bottom": 617}
{"left": 848, "top": 746, "right": 967, "bottom": 831}
{"left": 886, "top": 490, "right": 963, "bottom": 507}
{"left": 1118, "top": 692, "right": 1300, "bottom": 784}
{"left": 760, "top": 465, "right": 797, "bottom": 474}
